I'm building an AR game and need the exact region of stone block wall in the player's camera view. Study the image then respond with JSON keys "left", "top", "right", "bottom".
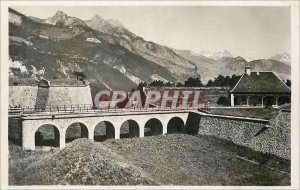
{"left": 198, "top": 112, "right": 291, "bottom": 159}
{"left": 9, "top": 85, "right": 93, "bottom": 109}
{"left": 68, "top": 86, "right": 93, "bottom": 107}
{"left": 9, "top": 86, "right": 38, "bottom": 108}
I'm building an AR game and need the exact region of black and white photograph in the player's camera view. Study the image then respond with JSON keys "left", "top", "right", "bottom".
{"left": 1, "top": 0, "right": 299, "bottom": 189}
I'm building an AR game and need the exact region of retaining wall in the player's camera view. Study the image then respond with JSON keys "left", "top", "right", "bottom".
{"left": 9, "top": 85, "right": 93, "bottom": 108}
{"left": 9, "top": 86, "right": 38, "bottom": 107}
{"left": 198, "top": 111, "right": 291, "bottom": 159}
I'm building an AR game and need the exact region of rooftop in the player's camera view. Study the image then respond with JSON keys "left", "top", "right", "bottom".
{"left": 231, "top": 71, "right": 291, "bottom": 93}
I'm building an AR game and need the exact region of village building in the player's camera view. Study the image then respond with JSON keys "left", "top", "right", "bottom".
{"left": 229, "top": 66, "right": 291, "bottom": 107}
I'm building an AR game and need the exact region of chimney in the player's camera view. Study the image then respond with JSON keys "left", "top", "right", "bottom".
{"left": 245, "top": 66, "right": 251, "bottom": 75}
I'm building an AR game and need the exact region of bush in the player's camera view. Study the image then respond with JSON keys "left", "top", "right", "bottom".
{"left": 217, "top": 96, "right": 230, "bottom": 106}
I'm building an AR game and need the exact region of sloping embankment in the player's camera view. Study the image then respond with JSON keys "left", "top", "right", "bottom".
{"left": 9, "top": 139, "right": 156, "bottom": 185}
{"left": 10, "top": 134, "right": 290, "bottom": 186}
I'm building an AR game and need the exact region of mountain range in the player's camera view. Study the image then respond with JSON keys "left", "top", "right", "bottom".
{"left": 9, "top": 8, "right": 291, "bottom": 96}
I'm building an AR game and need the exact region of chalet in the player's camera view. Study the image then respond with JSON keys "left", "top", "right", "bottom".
{"left": 230, "top": 66, "right": 291, "bottom": 107}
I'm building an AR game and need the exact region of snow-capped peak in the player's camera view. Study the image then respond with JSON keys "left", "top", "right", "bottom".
{"left": 200, "top": 49, "right": 233, "bottom": 60}
{"left": 271, "top": 53, "right": 290, "bottom": 64}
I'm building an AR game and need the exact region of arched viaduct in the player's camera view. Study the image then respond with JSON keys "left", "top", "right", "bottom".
{"left": 21, "top": 111, "right": 190, "bottom": 150}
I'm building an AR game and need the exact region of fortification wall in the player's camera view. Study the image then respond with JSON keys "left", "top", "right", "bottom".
{"left": 8, "top": 117, "right": 22, "bottom": 144}
{"left": 9, "top": 86, "right": 38, "bottom": 107}
{"left": 198, "top": 111, "right": 291, "bottom": 159}
{"left": 9, "top": 85, "right": 93, "bottom": 109}
{"left": 68, "top": 86, "right": 93, "bottom": 106}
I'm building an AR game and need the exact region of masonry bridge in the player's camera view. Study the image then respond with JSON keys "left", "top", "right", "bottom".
{"left": 20, "top": 109, "right": 195, "bottom": 150}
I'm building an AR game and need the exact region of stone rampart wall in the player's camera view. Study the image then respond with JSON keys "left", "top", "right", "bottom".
{"left": 198, "top": 112, "right": 291, "bottom": 159}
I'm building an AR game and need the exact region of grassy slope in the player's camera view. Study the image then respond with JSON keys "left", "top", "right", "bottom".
{"left": 9, "top": 135, "right": 290, "bottom": 186}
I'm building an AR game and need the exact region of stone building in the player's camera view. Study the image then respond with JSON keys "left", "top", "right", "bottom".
{"left": 229, "top": 66, "right": 291, "bottom": 107}
{"left": 9, "top": 77, "right": 93, "bottom": 109}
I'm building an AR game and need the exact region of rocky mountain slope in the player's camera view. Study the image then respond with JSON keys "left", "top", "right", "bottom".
{"left": 44, "top": 11, "right": 88, "bottom": 27}
{"left": 9, "top": 8, "right": 176, "bottom": 96}
{"left": 9, "top": 8, "right": 291, "bottom": 95}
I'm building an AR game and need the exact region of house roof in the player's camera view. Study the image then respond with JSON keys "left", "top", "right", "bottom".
{"left": 9, "top": 77, "right": 89, "bottom": 87}
{"left": 231, "top": 72, "right": 291, "bottom": 94}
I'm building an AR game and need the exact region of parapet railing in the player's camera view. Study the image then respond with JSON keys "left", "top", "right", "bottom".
{"left": 9, "top": 104, "right": 209, "bottom": 115}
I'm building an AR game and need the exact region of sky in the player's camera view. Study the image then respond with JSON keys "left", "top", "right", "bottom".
{"left": 12, "top": 6, "right": 291, "bottom": 59}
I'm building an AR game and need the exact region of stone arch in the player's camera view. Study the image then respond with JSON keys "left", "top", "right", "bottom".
{"left": 65, "top": 122, "right": 88, "bottom": 143}
{"left": 35, "top": 124, "right": 60, "bottom": 148}
{"left": 167, "top": 117, "right": 185, "bottom": 134}
{"left": 120, "top": 119, "right": 140, "bottom": 138}
{"left": 144, "top": 118, "right": 163, "bottom": 136}
{"left": 120, "top": 120, "right": 140, "bottom": 138}
{"left": 94, "top": 121, "right": 115, "bottom": 142}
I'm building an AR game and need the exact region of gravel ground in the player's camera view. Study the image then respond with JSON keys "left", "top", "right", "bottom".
{"left": 9, "top": 134, "right": 290, "bottom": 186}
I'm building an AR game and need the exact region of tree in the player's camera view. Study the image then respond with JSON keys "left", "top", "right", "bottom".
{"left": 176, "top": 82, "right": 184, "bottom": 87}
{"left": 206, "top": 79, "right": 214, "bottom": 87}
{"left": 217, "top": 96, "right": 230, "bottom": 106}
{"left": 184, "top": 77, "right": 203, "bottom": 87}
{"left": 224, "top": 76, "right": 231, "bottom": 87}
{"left": 12, "top": 81, "right": 19, "bottom": 86}
{"left": 285, "top": 79, "right": 291, "bottom": 88}
{"left": 137, "top": 81, "right": 147, "bottom": 90}
{"left": 214, "top": 74, "right": 225, "bottom": 86}
{"left": 165, "top": 81, "right": 174, "bottom": 87}
{"left": 73, "top": 71, "right": 86, "bottom": 81}
{"left": 205, "top": 74, "right": 242, "bottom": 87}
{"left": 230, "top": 74, "right": 241, "bottom": 87}
{"left": 149, "top": 80, "right": 165, "bottom": 87}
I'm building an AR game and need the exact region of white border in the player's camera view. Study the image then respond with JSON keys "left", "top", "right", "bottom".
{"left": 1, "top": 1, "right": 299, "bottom": 189}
